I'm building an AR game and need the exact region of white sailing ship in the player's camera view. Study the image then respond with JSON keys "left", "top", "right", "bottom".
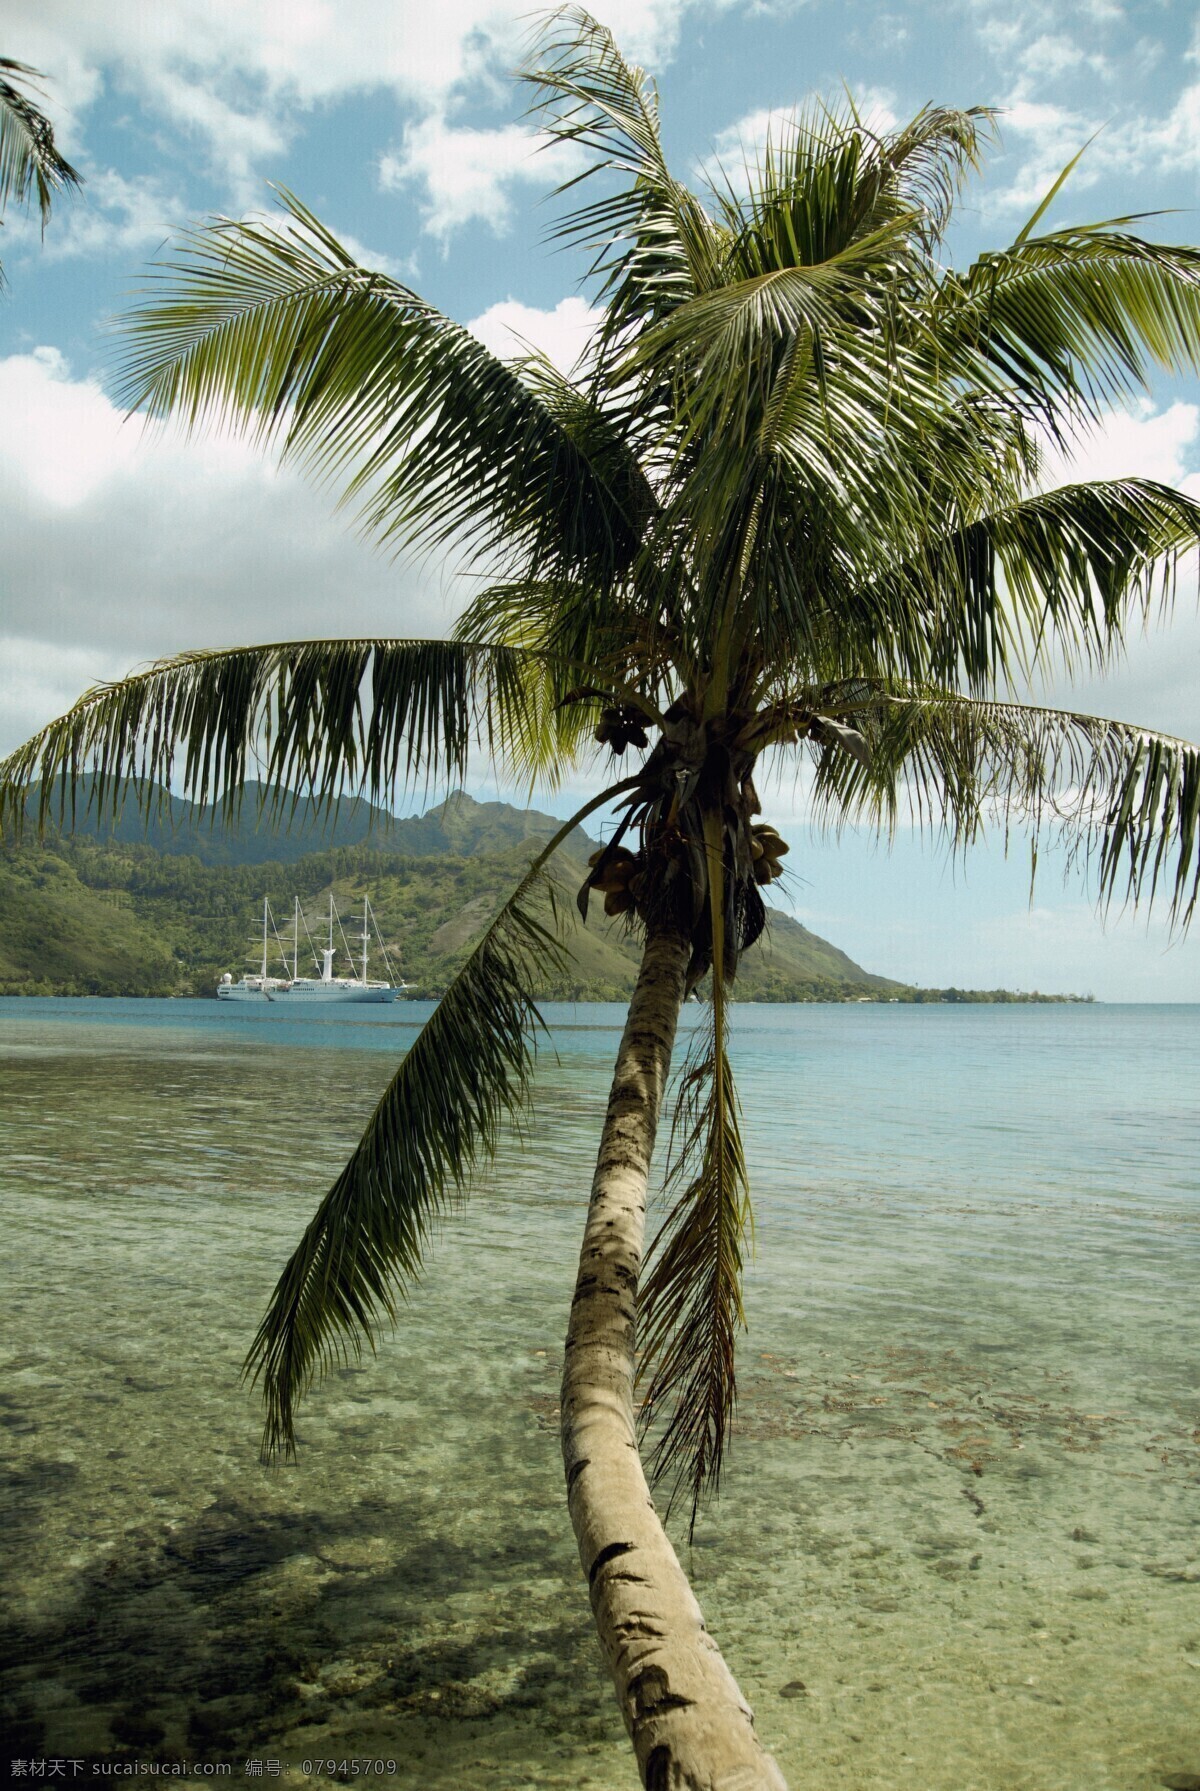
{"left": 217, "top": 894, "right": 405, "bottom": 1004}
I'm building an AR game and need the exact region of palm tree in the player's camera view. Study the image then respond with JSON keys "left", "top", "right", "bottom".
{"left": 0, "top": 56, "right": 81, "bottom": 283}
{"left": 4, "top": 12, "right": 1200, "bottom": 1786}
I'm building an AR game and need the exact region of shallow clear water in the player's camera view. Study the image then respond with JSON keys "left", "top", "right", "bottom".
{"left": 1, "top": 997, "right": 1198, "bottom": 1789}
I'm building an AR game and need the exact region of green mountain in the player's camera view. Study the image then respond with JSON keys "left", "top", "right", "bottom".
{"left": 24, "top": 779, "right": 593, "bottom": 867}
{"left": 1, "top": 787, "right": 907, "bottom": 1000}
{"left": 1, "top": 788, "right": 1083, "bottom": 1001}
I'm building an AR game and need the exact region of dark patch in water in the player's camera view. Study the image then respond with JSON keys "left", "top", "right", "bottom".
{"left": 0, "top": 1491, "right": 606, "bottom": 1766}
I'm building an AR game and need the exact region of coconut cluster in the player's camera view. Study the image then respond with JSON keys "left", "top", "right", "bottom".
{"left": 587, "top": 845, "right": 640, "bottom": 915}
{"left": 594, "top": 705, "right": 650, "bottom": 755}
{"left": 750, "top": 824, "right": 789, "bottom": 884}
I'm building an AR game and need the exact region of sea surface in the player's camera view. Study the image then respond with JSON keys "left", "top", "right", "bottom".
{"left": 1, "top": 996, "right": 1197, "bottom": 1790}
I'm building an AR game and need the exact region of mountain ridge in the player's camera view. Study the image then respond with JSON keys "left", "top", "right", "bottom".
{"left": 3, "top": 783, "right": 1085, "bottom": 1001}
{"left": 23, "top": 778, "right": 595, "bottom": 866}
{"left": 4, "top": 781, "right": 907, "bottom": 999}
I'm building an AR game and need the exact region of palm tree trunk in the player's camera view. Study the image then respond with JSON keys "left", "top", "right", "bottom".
{"left": 561, "top": 927, "right": 788, "bottom": 1791}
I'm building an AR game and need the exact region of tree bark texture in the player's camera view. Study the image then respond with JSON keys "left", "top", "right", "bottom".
{"left": 561, "top": 928, "right": 789, "bottom": 1791}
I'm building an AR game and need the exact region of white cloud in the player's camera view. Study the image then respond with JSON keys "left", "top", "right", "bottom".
{"left": 962, "top": 0, "right": 1198, "bottom": 216}
{"left": 2, "top": 167, "right": 184, "bottom": 264}
{"left": 976, "top": 16, "right": 1024, "bottom": 60}
{"left": 1026, "top": 401, "right": 1200, "bottom": 746}
{"left": 987, "top": 84, "right": 1200, "bottom": 217}
{"left": 1017, "top": 32, "right": 1100, "bottom": 80}
{"left": 986, "top": 99, "right": 1103, "bottom": 216}
{"left": 1041, "top": 398, "right": 1200, "bottom": 493}
{"left": 149, "top": 68, "right": 289, "bottom": 202}
{"left": 379, "top": 118, "right": 583, "bottom": 242}
{"left": 1126, "top": 81, "right": 1200, "bottom": 170}
{"left": 1076, "top": 0, "right": 1122, "bottom": 22}
{"left": 2, "top": 0, "right": 691, "bottom": 216}
{"left": 0, "top": 348, "right": 145, "bottom": 505}
{"left": 467, "top": 296, "right": 602, "bottom": 373}
{"left": 0, "top": 348, "right": 469, "bottom": 756}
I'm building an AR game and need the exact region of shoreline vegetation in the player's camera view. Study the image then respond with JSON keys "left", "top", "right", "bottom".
{"left": 3, "top": 785, "right": 1090, "bottom": 1005}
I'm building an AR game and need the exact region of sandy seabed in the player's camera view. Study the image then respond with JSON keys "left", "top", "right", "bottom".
{"left": 2, "top": 1000, "right": 1197, "bottom": 1788}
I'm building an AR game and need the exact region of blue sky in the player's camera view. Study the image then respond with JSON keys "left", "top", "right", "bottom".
{"left": 1, "top": 0, "right": 1198, "bottom": 998}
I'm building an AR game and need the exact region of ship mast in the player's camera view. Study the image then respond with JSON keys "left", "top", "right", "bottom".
{"left": 261, "top": 896, "right": 269, "bottom": 983}
{"left": 362, "top": 896, "right": 369, "bottom": 985}
{"left": 293, "top": 897, "right": 300, "bottom": 981}
{"left": 321, "top": 889, "right": 335, "bottom": 984}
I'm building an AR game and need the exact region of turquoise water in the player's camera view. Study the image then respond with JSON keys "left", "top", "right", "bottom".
{"left": 1, "top": 997, "right": 1198, "bottom": 1789}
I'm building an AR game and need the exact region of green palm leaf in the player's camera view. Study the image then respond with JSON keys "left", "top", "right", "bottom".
{"left": 523, "top": 6, "right": 726, "bottom": 341}
{"left": 0, "top": 636, "right": 578, "bottom": 839}
{"left": 246, "top": 777, "right": 639, "bottom": 1456}
{"left": 947, "top": 227, "right": 1200, "bottom": 418}
{"left": 637, "top": 813, "right": 752, "bottom": 1534}
{"left": 859, "top": 477, "right": 1200, "bottom": 690}
{"left": 0, "top": 57, "right": 80, "bottom": 229}
{"left": 248, "top": 866, "right": 559, "bottom": 1457}
{"left": 113, "top": 191, "right": 643, "bottom": 588}
{"left": 808, "top": 687, "right": 1200, "bottom": 925}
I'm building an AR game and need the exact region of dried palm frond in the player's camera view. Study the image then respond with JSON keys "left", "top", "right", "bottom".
{"left": 637, "top": 1000, "right": 752, "bottom": 1536}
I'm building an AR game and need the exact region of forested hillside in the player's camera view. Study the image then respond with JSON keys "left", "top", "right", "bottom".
{"left": 2, "top": 789, "right": 1082, "bottom": 1001}
{"left": 2, "top": 789, "right": 906, "bottom": 999}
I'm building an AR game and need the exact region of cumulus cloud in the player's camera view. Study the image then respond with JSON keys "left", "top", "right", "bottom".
{"left": 959, "top": 0, "right": 1197, "bottom": 216}
{"left": 467, "top": 296, "right": 602, "bottom": 373}
{"left": 0, "top": 348, "right": 469, "bottom": 755}
{"left": 982, "top": 78, "right": 1199, "bottom": 216}
{"left": 2, "top": 0, "right": 692, "bottom": 220}
{"left": 1127, "top": 80, "right": 1200, "bottom": 170}
{"left": 1024, "top": 401, "right": 1200, "bottom": 745}
{"left": 148, "top": 68, "right": 289, "bottom": 202}
{"left": 379, "top": 118, "right": 583, "bottom": 242}
{"left": 1042, "top": 398, "right": 1200, "bottom": 494}
{"left": 0, "top": 287, "right": 613, "bottom": 755}
{"left": 1017, "top": 32, "right": 1092, "bottom": 79}
{"left": 985, "top": 99, "right": 1104, "bottom": 216}
{"left": 1, "top": 168, "right": 185, "bottom": 263}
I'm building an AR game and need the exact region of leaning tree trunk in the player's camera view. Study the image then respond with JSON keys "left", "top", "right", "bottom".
{"left": 561, "top": 927, "right": 789, "bottom": 1791}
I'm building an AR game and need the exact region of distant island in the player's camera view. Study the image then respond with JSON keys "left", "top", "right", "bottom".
{"left": 0, "top": 782, "right": 1091, "bottom": 1003}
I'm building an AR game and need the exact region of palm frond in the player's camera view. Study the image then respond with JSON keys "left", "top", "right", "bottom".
{"left": 522, "top": 7, "right": 725, "bottom": 336}
{"left": 859, "top": 477, "right": 1200, "bottom": 691}
{"left": 0, "top": 57, "right": 81, "bottom": 230}
{"left": 946, "top": 228, "right": 1200, "bottom": 422}
{"left": 246, "top": 778, "right": 637, "bottom": 1456}
{"left": 873, "top": 104, "right": 993, "bottom": 244}
{"left": 706, "top": 99, "right": 989, "bottom": 261}
{"left": 637, "top": 998, "right": 751, "bottom": 1536}
{"left": 246, "top": 874, "right": 559, "bottom": 1458}
{"left": 807, "top": 686, "right": 1200, "bottom": 925}
{"left": 0, "top": 636, "right": 571, "bottom": 839}
{"left": 637, "top": 816, "right": 751, "bottom": 1534}
{"left": 112, "top": 191, "right": 642, "bottom": 588}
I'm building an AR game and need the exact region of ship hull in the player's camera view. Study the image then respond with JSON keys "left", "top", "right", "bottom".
{"left": 217, "top": 982, "right": 398, "bottom": 1004}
